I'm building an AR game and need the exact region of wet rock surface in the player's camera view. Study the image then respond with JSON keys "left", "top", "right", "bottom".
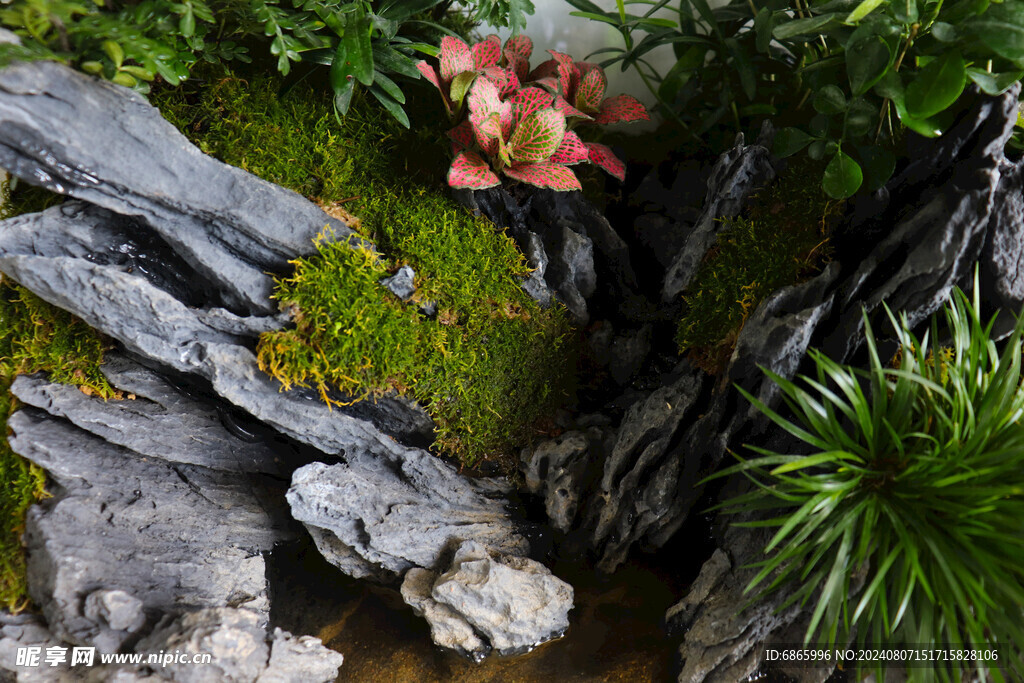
{"left": 399, "top": 540, "right": 573, "bottom": 659}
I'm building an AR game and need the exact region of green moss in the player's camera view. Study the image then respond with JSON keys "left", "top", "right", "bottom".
{"left": 676, "top": 159, "right": 843, "bottom": 373}
{"left": 0, "top": 276, "right": 114, "bottom": 611}
{"left": 153, "top": 70, "right": 576, "bottom": 466}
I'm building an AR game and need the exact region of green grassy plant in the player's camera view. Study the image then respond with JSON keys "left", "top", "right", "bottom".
{"left": 711, "top": 283, "right": 1024, "bottom": 681}
{"left": 154, "top": 70, "right": 575, "bottom": 466}
{"left": 675, "top": 160, "right": 841, "bottom": 373}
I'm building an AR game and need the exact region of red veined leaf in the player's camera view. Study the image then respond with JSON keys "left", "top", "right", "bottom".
{"left": 448, "top": 150, "right": 501, "bottom": 189}
{"left": 480, "top": 66, "right": 508, "bottom": 92}
{"left": 508, "top": 108, "right": 566, "bottom": 162}
{"left": 575, "top": 66, "right": 607, "bottom": 113}
{"left": 499, "top": 100, "right": 514, "bottom": 139}
{"left": 575, "top": 61, "right": 600, "bottom": 78}
{"left": 470, "top": 111, "right": 503, "bottom": 156}
{"left": 554, "top": 95, "right": 593, "bottom": 121}
{"left": 504, "top": 34, "right": 533, "bottom": 60}
{"left": 467, "top": 76, "right": 501, "bottom": 116}
{"left": 547, "top": 50, "right": 577, "bottom": 96}
{"left": 532, "top": 76, "right": 561, "bottom": 94}
{"left": 528, "top": 59, "right": 559, "bottom": 84}
{"left": 503, "top": 161, "right": 582, "bottom": 191}
{"left": 504, "top": 52, "right": 530, "bottom": 82}
{"left": 586, "top": 142, "right": 626, "bottom": 181}
{"left": 509, "top": 87, "right": 554, "bottom": 125}
{"left": 472, "top": 38, "right": 501, "bottom": 69}
{"left": 594, "top": 94, "right": 649, "bottom": 124}
{"left": 498, "top": 68, "right": 520, "bottom": 99}
{"left": 447, "top": 119, "right": 474, "bottom": 151}
{"left": 439, "top": 36, "right": 473, "bottom": 83}
{"left": 550, "top": 130, "right": 588, "bottom": 165}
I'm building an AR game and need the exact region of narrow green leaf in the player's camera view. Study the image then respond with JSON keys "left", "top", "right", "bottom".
{"left": 846, "top": 0, "right": 885, "bottom": 23}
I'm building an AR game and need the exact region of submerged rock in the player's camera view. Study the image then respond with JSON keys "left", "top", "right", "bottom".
{"left": 287, "top": 460, "right": 528, "bottom": 582}
{"left": 400, "top": 540, "right": 573, "bottom": 659}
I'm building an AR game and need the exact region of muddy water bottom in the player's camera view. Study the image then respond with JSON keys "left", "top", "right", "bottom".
{"left": 268, "top": 541, "right": 684, "bottom": 682}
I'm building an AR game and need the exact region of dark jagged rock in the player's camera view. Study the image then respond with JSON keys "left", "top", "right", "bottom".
{"left": 0, "top": 201, "right": 434, "bottom": 449}
{"left": 455, "top": 187, "right": 640, "bottom": 325}
{"left": 662, "top": 127, "right": 776, "bottom": 303}
{"left": 981, "top": 157, "right": 1024, "bottom": 333}
{"left": 400, "top": 540, "right": 573, "bottom": 659}
{"left": 0, "top": 60, "right": 360, "bottom": 315}
{"left": 287, "top": 459, "right": 528, "bottom": 582}
{"left": 520, "top": 428, "right": 605, "bottom": 534}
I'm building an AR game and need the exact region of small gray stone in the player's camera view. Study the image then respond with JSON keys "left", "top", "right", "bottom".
{"left": 83, "top": 590, "right": 146, "bottom": 634}
{"left": 380, "top": 265, "right": 416, "bottom": 301}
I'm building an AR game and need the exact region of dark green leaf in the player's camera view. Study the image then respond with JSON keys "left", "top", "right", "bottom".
{"left": 368, "top": 84, "right": 409, "bottom": 128}
{"left": 755, "top": 9, "right": 775, "bottom": 53}
{"left": 725, "top": 37, "right": 756, "bottom": 100}
{"left": 372, "top": 44, "right": 421, "bottom": 79}
{"left": 823, "top": 150, "right": 863, "bottom": 198}
{"left": 966, "top": 67, "right": 1024, "bottom": 95}
{"left": 966, "top": 2, "right": 1024, "bottom": 61}
{"left": 846, "top": 0, "right": 885, "bottom": 23}
{"left": 931, "top": 21, "right": 957, "bottom": 42}
{"left": 890, "top": 0, "right": 919, "bottom": 24}
{"left": 808, "top": 139, "right": 828, "bottom": 159}
{"left": 813, "top": 85, "right": 848, "bottom": 114}
{"left": 773, "top": 13, "right": 839, "bottom": 40}
{"left": 377, "top": 0, "right": 444, "bottom": 21}
{"left": 333, "top": 76, "right": 356, "bottom": 118}
{"left": 844, "top": 98, "right": 877, "bottom": 137}
{"left": 774, "top": 127, "right": 816, "bottom": 157}
{"left": 846, "top": 36, "right": 891, "bottom": 95}
{"left": 856, "top": 145, "right": 896, "bottom": 191}
{"left": 905, "top": 50, "right": 966, "bottom": 119}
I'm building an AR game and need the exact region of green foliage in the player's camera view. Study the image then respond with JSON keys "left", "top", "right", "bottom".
{"left": 0, "top": 0, "right": 531, "bottom": 127}
{"left": 470, "top": 0, "right": 535, "bottom": 34}
{"left": 153, "top": 69, "right": 575, "bottom": 465}
{"left": 566, "top": 0, "right": 1024, "bottom": 198}
{"left": 710, "top": 284, "right": 1024, "bottom": 681}
{"left": 676, "top": 160, "right": 840, "bottom": 373}
{"left": 0, "top": 178, "right": 114, "bottom": 608}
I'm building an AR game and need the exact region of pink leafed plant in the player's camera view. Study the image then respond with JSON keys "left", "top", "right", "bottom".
{"left": 418, "top": 35, "right": 649, "bottom": 191}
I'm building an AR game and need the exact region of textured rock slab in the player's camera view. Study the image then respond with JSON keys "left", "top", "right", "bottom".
{"left": 9, "top": 397, "right": 294, "bottom": 652}
{"left": 400, "top": 540, "right": 573, "bottom": 658}
{"left": 0, "top": 60, "right": 358, "bottom": 315}
{"left": 287, "top": 460, "right": 528, "bottom": 581}
{"left": 11, "top": 354, "right": 283, "bottom": 476}
{"left": 520, "top": 429, "right": 603, "bottom": 534}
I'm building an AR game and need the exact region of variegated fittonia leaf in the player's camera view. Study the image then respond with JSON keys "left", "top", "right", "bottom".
{"left": 504, "top": 52, "right": 530, "bottom": 82}
{"left": 447, "top": 119, "right": 475, "bottom": 151}
{"left": 509, "top": 87, "right": 555, "bottom": 125}
{"left": 440, "top": 36, "right": 474, "bottom": 83}
{"left": 593, "top": 94, "right": 649, "bottom": 125}
{"left": 546, "top": 50, "right": 578, "bottom": 96}
{"left": 417, "top": 62, "right": 451, "bottom": 115}
{"left": 504, "top": 34, "right": 533, "bottom": 60}
{"left": 504, "top": 161, "right": 582, "bottom": 190}
{"left": 448, "top": 150, "right": 501, "bottom": 189}
{"left": 472, "top": 37, "right": 502, "bottom": 70}
{"left": 470, "top": 111, "right": 503, "bottom": 156}
{"left": 508, "top": 109, "right": 566, "bottom": 162}
{"left": 586, "top": 142, "right": 626, "bottom": 181}
{"left": 550, "top": 130, "right": 588, "bottom": 165}
{"left": 553, "top": 96, "right": 592, "bottom": 122}
{"left": 575, "top": 66, "right": 607, "bottom": 113}
{"left": 467, "top": 76, "right": 502, "bottom": 116}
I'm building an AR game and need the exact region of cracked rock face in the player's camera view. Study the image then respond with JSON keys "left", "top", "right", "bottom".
{"left": 399, "top": 540, "right": 573, "bottom": 659}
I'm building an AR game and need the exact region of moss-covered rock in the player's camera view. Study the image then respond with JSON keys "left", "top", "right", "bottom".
{"left": 676, "top": 159, "right": 843, "bottom": 373}
{"left": 153, "top": 70, "right": 576, "bottom": 467}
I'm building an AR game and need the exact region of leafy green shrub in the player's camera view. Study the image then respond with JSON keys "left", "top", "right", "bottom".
{"left": 417, "top": 33, "right": 648, "bottom": 190}
{"left": 154, "top": 69, "right": 576, "bottom": 466}
{"left": 567, "top": 0, "right": 1024, "bottom": 197}
{"left": 0, "top": 0, "right": 525, "bottom": 126}
{"left": 711, "top": 284, "right": 1024, "bottom": 680}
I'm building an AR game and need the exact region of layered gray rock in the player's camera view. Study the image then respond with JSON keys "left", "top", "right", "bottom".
{"left": 287, "top": 460, "right": 528, "bottom": 581}
{"left": 400, "top": 540, "right": 572, "bottom": 659}
{"left": 520, "top": 428, "right": 603, "bottom": 533}
{"left": 0, "top": 60, "right": 361, "bottom": 315}
{"left": 0, "top": 201, "right": 433, "bottom": 449}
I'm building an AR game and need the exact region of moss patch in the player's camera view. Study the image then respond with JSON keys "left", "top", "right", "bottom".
{"left": 676, "top": 159, "right": 843, "bottom": 373}
{"left": 153, "top": 70, "right": 576, "bottom": 467}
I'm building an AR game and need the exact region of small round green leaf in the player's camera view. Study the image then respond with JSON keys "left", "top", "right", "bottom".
{"left": 905, "top": 51, "right": 966, "bottom": 120}
{"left": 823, "top": 150, "right": 863, "bottom": 198}
{"left": 808, "top": 139, "right": 828, "bottom": 160}
{"left": 846, "top": 36, "right": 891, "bottom": 96}
{"left": 773, "top": 127, "right": 815, "bottom": 158}
{"left": 813, "top": 85, "right": 848, "bottom": 115}
{"left": 844, "top": 99, "right": 877, "bottom": 138}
